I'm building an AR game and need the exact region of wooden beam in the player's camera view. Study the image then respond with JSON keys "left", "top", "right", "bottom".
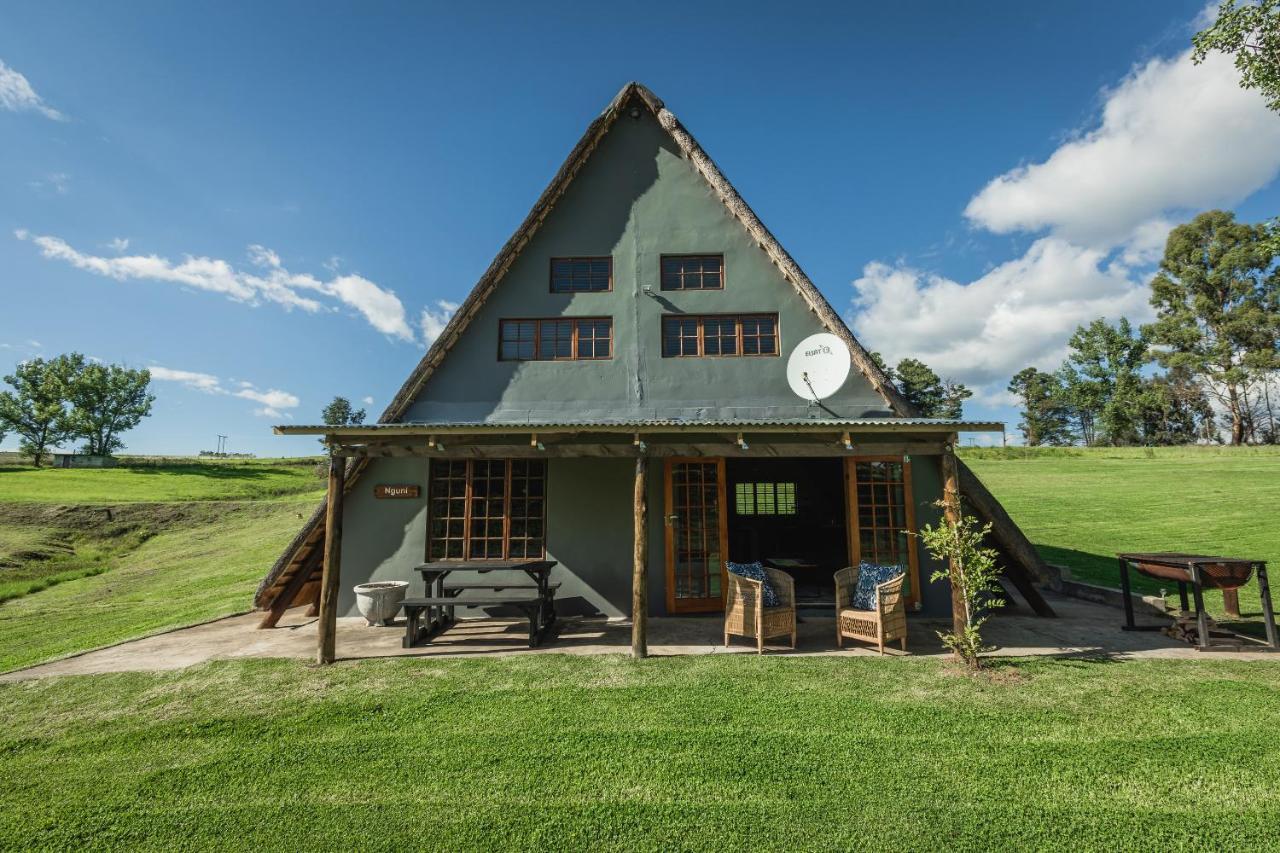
{"left": 257, "top": 559, "right": 316, "bottom": 629}
{"left": 632, "top": 454, "right": 648, "bottom": 659}
{"left": 337, "top": 439, "right": 947, "bottom": 459}
{"left": 316, "top": 455, "right": 346, "bottom": 665}
{"left": 940, "top": 434, "right": 966, "bottom": 639}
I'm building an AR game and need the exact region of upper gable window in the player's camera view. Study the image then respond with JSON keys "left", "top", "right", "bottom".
{"left": 661, "top": 255, "right": 724, "bottom": 291}
{"left": 499, "top": 318, "right": 613, "bottom": 361}
{"left": 551, "top": 257, "right": 612, "bottom": 293}
{"left": 660, "top": 313, "right": 778, "bottom": 357}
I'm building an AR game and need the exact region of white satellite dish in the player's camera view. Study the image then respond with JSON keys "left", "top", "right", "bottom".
{"left": 787, "top": 333, "right": 851, "bottom": 401}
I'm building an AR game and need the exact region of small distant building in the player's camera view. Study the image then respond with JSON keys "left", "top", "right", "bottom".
{"left": 51, "top": 453, "right": 117, "bottom": 469}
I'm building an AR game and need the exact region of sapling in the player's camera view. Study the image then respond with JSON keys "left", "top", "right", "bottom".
{"left": 918, "top": 503, "right": 1004, "bottom": 669}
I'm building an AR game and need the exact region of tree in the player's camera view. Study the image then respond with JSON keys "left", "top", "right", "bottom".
{"left": 320, "top": 396, "right": 366, "bottom": 447}
{"left": 1058, "top": 318, "right": 1150, "bottom": 446}
{"left": 894, "top": 358, "right": 972, "bottom": 419}
{"left": 67, "top": 361, "right": 155, "bottom": 456}
{"left": 919, "top": 507, "right": 1004, "bottom": 671}
{"left": 1144, "top": 210, "right": 1279, "bottom": 445}
{"left": 867, "top": 351, "right": 896, "bottom": 385}
{"left": 1139, "top": 366, "right": 1217, "bottom": 445}
{"left": 0, "top": 355, "right": 82, "bottom": 466}
{"left": 1007, "top": 367, "right": 1072, "bottom": 446}
{"left": 1193, "top": 0, "right": 1280, "bottom": 113}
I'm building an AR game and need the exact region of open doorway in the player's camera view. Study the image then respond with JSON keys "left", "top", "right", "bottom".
{"left": 724, "top": 458, "right": 848, "bottom": 604}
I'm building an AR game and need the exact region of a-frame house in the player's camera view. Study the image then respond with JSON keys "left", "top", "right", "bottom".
{"left": 258, "top": 83, "right": 1058, "bottom": 657}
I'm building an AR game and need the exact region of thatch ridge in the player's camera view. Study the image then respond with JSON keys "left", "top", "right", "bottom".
{"left": 254, "top": 81, "right": 1053, "bottom": 612}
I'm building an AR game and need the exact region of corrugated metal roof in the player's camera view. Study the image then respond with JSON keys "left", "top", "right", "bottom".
{"left": 276, "top": 417, "right": 1004, "bottom": 435}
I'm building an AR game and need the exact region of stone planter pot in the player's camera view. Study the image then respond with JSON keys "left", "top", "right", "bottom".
{"left": 353, "top": 581, "right": 409, "bottom": 627}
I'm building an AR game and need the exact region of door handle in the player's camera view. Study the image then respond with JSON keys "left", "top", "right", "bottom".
{"left": 665, "top": 514, "right": 680, "bottom": 525}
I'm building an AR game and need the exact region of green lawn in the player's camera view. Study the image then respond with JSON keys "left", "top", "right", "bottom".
{"left": 962, "top": 446, "right": 1280, "bottom": 620}
{"left": 0, "top": 497, "right": 318, "bottom": 672}
{"left": 2, "top": 655, "right": 1279, "bottom": 850}
{"left": 0, "top": 459, "right": 325, "bottom": 503}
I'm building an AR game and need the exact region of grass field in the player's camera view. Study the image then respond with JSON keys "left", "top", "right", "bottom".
{"left": 0, "top": 458, "right": 324, "bottom": 503}
{"left": 0, "top": 497, "right": 319, "bottom": 673}
{"left": 2, "top": 655, "right": 1279, "bottom": 850}
{"left": 962, "top": 446, "right": 1280, "bottom": 621}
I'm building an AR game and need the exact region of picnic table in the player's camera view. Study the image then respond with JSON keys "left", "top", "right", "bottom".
{"left": 401, "top": 559, "right": 559, "bottom": 649}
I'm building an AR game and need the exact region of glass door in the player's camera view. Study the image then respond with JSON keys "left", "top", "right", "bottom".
{"left": 664, "top": 458, "right": 729, "bottom": 613}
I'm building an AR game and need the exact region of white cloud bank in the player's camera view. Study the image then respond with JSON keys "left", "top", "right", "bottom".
{"left": 150, "top": 366, "right": 300, "bottom": 419}
{"left": 0, "top": 59, "right": 64, "bottom": 120}
{"left": 851, "top": 45, "right": 1280, "bottom": 397}
{"left": 14, "top": 231, "right": 439, "bottom": 344}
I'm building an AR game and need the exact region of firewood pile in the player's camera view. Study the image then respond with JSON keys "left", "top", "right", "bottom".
{"left": 1163, "top": 612, "right": 1213, "bottom": 644}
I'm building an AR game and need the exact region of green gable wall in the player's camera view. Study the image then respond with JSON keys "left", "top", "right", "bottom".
{"left": 406, "top": 108, "right": 889, "bottom": 423}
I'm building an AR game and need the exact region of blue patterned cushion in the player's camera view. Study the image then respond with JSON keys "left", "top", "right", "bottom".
{"left": 852, "top": 562, "right": 904, "bottom": 611}
{"left": 726, "top": 561, "right": 780, "bottom": 607}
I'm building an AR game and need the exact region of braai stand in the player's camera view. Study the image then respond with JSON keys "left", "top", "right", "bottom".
{"left": 1117, "top": 553, "right": 1279, "bottom": 651}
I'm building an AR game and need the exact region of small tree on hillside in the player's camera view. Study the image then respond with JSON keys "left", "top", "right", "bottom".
{"left": 68, "top": 361, "right": 155, "bottom": 456}
{"left": 320, "top": 396, "right": 366, "bottom": 448}
{"left": 1144, "top": 210, "right": 1279, "bottom": 445}
{"left": 0, "top": 355, "right": 83, "bottom": 466}
{"left": 1007, "top": 367, "right": 1072, "bottom": 445}
{"left": 1193, "top": 0, "right": 1280, "bottom": 113}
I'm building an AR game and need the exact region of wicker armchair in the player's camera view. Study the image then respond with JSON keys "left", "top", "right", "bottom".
{"left": 834, "top": 566, "right": 908, "bottom": 654}
{"left": 724, "top": 566, "right": 796, "bottom": 654}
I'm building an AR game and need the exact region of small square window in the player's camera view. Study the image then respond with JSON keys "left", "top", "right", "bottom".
{"left": 551, "top": 257, "right": 611, "bottom": 293}
{"left": 661, "top": 255, "right": 724, "bottom": 291}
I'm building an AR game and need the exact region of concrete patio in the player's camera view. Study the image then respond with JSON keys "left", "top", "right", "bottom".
{"left": 4, "top": 592, "right": 1278, "bottom": 681}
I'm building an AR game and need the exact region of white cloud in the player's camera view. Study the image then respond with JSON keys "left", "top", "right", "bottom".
{"left": 852, "top": 30, "right": 1280, "bottom": 402}
{"left": 29, "top": 172, "right": 70, "bottom": 195}
{"left": 107, "top": 237, "right": 130, "bottom": 253}
{"left": 851, "top": 238, "right": 1154, "bottom": 389}
{"left": 16, "top": 232, "right": 419, "bottom": 342}
{"left": 361, "top": 396, "right": 374, "bottom": 406}
{"left": 150, "top": 365, "right": 300, "bottom": 419}
{"left": 964, "top": 51, "right": 1280, "bottom": 247}
{"left": 0, "top": 59, "right": 65, "bottom": 120}
{"left": 420, "top": 300, "right": 460, "bottom": 346}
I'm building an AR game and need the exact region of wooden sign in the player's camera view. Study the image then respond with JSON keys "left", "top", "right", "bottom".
{"left": 374, "top": 484, "right": 420, "bottom": 499}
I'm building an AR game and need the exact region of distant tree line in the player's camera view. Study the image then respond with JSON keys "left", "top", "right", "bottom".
{"left": 1008, "top": 210, "right": 1280, "bottom": 447}
{"left": 0, "top": 353, "right": 155, "bottom": 466}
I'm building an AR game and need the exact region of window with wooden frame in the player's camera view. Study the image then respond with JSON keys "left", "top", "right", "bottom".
{"left": 660, "top": 313, "right": 778, "bottom": 358}
{"left": 846, "top": 457, "right": 920, "bottom": 602}
{"left": 499, "top": 318, "right": 613, "bottom": 361}
{"left": 661, "top": 254, "right": 724, "bottom": 291}
{"left": 734, "top": 482, "right": 797, "bottom": 516}
{"left": 550, "top": 257, "right": 612, "bottom": 293}
{"left": 427, "top": 459, "right": 547, "bottom": 561}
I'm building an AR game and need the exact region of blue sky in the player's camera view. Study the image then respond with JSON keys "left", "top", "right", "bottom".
{"left": 2, "top": 0, "right": 1278, "bottom": 454}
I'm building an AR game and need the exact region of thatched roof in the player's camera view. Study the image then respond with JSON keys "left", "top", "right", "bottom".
{"left": 255, "top": 82, "right": 1056, "bottom": 613}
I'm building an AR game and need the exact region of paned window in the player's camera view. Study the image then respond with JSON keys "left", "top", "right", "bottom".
{"left": 660, "top": 314, "right": 778, "bottom": 357}
{"left": 427, "top": 459, "right": 547, "bottom": 560}
{"left": 499, "top": 318, "right": 612, "bottom": 361}
{"left": 661, "top": 255, "right": 724, "bottom": 291}
{"left": 551, "top": 257, "right": 611, "bottom": 293}
{"left": 734, "top": 482, "right": 797, "bottom": 515}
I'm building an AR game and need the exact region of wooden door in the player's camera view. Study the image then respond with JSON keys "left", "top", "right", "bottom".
{"left": 664, "top": 458, "right": 729, "bottom": 613}
{"left": 844, "top": 456, "right": 922, "bottom": 608}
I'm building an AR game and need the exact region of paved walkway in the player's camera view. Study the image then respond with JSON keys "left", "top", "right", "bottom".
{"left": 4, "top": 593, "right": 1277, "bottom": 681}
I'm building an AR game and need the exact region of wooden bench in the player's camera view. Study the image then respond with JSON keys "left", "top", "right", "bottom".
{"left": 402, "top": 586, "right": 559, "bottom": 649}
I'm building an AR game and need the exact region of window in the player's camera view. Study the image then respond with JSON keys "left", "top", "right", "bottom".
{"left": 551, "top": 257, "right": 611, "bottom": 293}
{"left": 500, "top": 318, "right": 612, "bottom": 361}
{"left": 661, "top": 255, "right": 723, "bottom": 290}
{"left": 661, "top": 314, "right": 778, "bottom": 357}
{"left": 734, "top": 482, "right": 797, "bottom": 515}
{"left": 428, "top": 459, "right": 547, "bottom": 560}
{"left": 852, "top": 459, "right": 913, "bottom": 571}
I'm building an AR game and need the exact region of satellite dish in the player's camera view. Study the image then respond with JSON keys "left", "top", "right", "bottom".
{"left": 787, "top": 333, "right": 851, "bottom": 401}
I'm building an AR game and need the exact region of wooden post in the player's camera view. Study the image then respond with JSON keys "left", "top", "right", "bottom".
{"left": 632, "top": 453, "right": 648, "bottom": 659}
{"left": 940, "top": 434, "right": 966, "bottom": 639}
{"left": 317, "top": 453, "right": 345, "bottom": 665}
